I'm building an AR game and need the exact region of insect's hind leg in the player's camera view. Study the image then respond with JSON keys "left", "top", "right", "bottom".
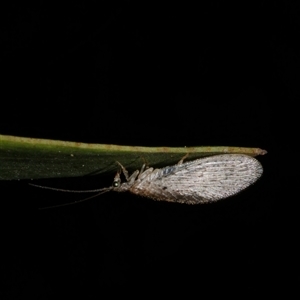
{"left": 177, "top": 153, "right": 189, "bottom": 165}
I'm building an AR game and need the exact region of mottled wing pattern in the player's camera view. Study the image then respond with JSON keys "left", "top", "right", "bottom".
{"left": 130, "top": 154, "right": 263, "bottom": 204}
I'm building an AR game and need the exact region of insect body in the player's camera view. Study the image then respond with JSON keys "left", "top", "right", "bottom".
{"left": 111, "top": 154, "right": 263, "bottom": 204}
{"left": 31, "top": 154, "right": 263, "bottom": 208}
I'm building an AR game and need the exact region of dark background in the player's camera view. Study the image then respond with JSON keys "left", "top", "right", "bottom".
{"left": 0, "top": 1, "right": 298, "bottom": 297}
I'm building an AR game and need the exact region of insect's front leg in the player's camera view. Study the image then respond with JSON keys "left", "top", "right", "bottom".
{"left": 116, "top": 161, "right": 130, "bottom": 181}
{"left": 116, "top": 161, "right": 140, "bottom": 184}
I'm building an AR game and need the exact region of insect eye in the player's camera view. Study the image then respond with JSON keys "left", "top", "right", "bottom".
{"left": 113, "top": 180, "right": 120, "bottom": 187}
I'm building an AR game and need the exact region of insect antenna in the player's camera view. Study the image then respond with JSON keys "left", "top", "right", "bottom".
{"left": 29, "top": 183, "right": 112, "bottom": 210}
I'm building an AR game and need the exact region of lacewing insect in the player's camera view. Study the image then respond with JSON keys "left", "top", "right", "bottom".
{"left": 30, "top": 154, "right": 264, "bottom": 209}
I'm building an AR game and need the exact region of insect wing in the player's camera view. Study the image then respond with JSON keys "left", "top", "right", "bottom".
{"left": 132, "top": 154, "right": 263, "bottom": 204}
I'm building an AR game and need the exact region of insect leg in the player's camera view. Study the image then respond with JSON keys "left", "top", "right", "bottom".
{"left": 127, "top": 170, "right": 140, "bottom": 184}
{"left": 116, "top": 161, "right": 130, "bottom": 181}
{"left": 139, "top": 163, "right": 146, "bottom": 174}
{"left": 116, "top": 161, "right": 140, "bottom": 184}
{"left": 137, "top": 166, "right": 154, "bottom": 180}
{"left": 177, "top": 153, "right": 189, "bottom": 165}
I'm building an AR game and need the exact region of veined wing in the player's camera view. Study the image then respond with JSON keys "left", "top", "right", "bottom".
{"left": 131, "top": 154, "right": 263, "bottom": 204}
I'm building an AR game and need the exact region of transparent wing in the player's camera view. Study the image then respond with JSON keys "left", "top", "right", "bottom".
{"left": 131, "top": 154, "right": 263, "bottom": 204}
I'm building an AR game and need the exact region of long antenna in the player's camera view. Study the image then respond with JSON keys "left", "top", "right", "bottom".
{"left": 29, "top": 183, "right": 111, "bottom": 193}
{"left": 29, "top": 183, "right": 112, "bottom": 210}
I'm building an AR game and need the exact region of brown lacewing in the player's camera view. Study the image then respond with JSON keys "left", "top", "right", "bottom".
{"left": 30, "top": 154, "right": 264, "bottom": 209}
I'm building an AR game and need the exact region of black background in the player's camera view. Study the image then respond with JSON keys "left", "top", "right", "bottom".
{"left": 1, "top": 1, "right": 298, "bottom": 298}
